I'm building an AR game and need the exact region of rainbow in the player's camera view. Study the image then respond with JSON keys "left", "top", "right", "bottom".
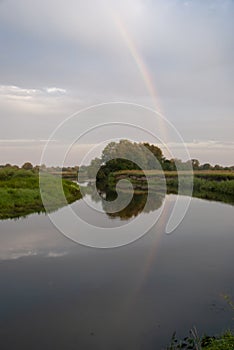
{"left": 111, "top": 13, "right": 173, "bottom": 302}
{"left": 113, "top": 13, "right": 170, "bottom": 148}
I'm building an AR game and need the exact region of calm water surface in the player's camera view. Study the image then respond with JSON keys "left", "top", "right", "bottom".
{"left": 0, "top": 193, "right": 234, "bottom": 349}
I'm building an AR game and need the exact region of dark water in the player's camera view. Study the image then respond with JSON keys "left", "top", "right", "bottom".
{"left": 0, "top": 193, "right": 234, "bottom": 350}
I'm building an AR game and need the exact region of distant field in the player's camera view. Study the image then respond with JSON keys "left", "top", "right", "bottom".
{"left": 114, "top": 169, "right": 234, "bottom": 176}
{"left": 113, "top": 169, "right": 234, "bottom": 181}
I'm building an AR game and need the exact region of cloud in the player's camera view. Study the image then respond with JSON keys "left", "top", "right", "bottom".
{"left": 45, "top": 87, "right": 67, "bottom": 94}
{"left": 0, "top": 85, "right": 38, "bottom": 96}
{"left": 0, "top": 1, "right": 233, "bottom": 165}
{"left": 0, "top": 84, "right": 79, "bottom": 141}
{"left": 0, "top": 85, "right": 66, "bottom": 99}
{"left": 1, "top": 1, "right": 233, "bottom": 100}
{"left": 0, "top": 0, "right": 144, "bottom": 48}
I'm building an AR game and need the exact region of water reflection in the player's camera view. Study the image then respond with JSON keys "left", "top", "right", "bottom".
{"left": 82, "top": 183, "right": 165, "bottom": 220}
{"left": 0, "top": 191, "right": 234, "bottom": 349}
{"left": 0, "top": 214, "right": 74, "bottom": 261}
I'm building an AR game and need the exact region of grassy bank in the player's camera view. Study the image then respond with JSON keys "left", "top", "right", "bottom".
{"left": 166, "top": 175, "right": 234, "bottom": 205}
{"left": 109, "top": 170, "right": 234, "bottom": 205}
{"left": 0, "top": 168, "right": 81, "bottom": 219}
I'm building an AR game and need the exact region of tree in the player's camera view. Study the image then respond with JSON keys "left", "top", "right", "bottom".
{"left": 162, "top": 159, "right": 176, "bottom": 171}
{"left": 22, "top": 162, "right": 33, "bottom": 170}
{"left": 87, "top": 158, "right": 103, "bottom": 179}
{"left": 200, "top": 163, "right": 212, "bottom": 170}
{"left": 143, "top": 143, "right": 163, "bottom": 160}
{"left": 101, "top": 142, "right": 118, "bottom": 163}
{"left": 214, "top": 164, "right": 222, "bottom": 170}
{"left": 100, "top": 140, "right": 164, "bottom": 170}
{"left": 191, "top": 159, "right": 200, "bottom": 170}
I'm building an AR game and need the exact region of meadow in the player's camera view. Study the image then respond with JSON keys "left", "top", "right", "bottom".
{"left": 0, "top": 167, "right": 81, "bottom": 219}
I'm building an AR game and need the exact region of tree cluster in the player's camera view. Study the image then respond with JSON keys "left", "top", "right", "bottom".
{"left": 78, "top": 140, "right": 234, "bottom": 181}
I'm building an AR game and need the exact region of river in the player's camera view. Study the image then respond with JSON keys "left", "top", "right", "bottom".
{"left": 0, "top": 191, "right": 234, "bottom": 349}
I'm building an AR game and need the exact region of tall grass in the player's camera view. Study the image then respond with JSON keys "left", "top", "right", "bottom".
{"left": 0, "top": 168, "right": 81, "bottom": 219}
{"left": 111, "top": 170, "right": 234, "bottom": 205}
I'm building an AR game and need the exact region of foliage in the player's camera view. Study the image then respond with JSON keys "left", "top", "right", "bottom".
{"left": 108, "top": 170, "right": 234, "bottom": 205}
{"left": 21, "top": 162, "right": 33, "bottom": 170}
{"left": 101, "top": 140, "right": 162, "bottom": 169}
{"left": 192, "top": 159, "right": 200, "bottom": 170}
{"left": 166, "top": 329, "right": 234, "bottom": 350}
{"left": 83, "top": 139, "right": 234, "bottom": 184}
{"left": 81, "top": 139, "right": 234, "bottom": 178}
{"left": 86, "top": 140, "right": 168, "bottom": 181}
{"left": 203, "top": 331, "right": 234, "bottom": 349}
{"left": 0, "top": 167, "right": 81, "bottom": 219}
{"left": 96, "top": 158, "right": 141, "bottom": 184}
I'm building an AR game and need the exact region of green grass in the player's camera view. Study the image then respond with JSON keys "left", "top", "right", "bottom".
{"left": 203, "top": 331, "right": 234, "bottom": 349}
{"left": 0, "top": 168, "right": 81, "bottom": 219}
{"left": 166, "top": 329, "right": 234, "bottom": 349}
{"left": 111, "top": 170, "right": 234, "bottom": 205}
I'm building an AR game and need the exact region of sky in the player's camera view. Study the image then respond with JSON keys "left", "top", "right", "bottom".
{"left": 0, "top": 0, "right": 233, "bottom": 166}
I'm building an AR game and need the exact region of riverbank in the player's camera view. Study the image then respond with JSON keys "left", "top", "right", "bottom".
{"left": 105, "top": 170, "right": 234, "bottom": 205}
{"left": 0, "top": 168, "right": 81, "bottom": 219}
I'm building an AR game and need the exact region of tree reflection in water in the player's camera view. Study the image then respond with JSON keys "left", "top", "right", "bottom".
{"left": 82, "top": 183, "right": 165, "bottom": 220}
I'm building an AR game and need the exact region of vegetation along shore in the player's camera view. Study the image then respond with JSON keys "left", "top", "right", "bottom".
{"left": 78, "top": 140, "right": 234, "bottom": 206}
{"left": 0, "top": 164, "right": 81, "bottom": 220}
{"left": 1, "top": 139, "right": 233, "bottom": 219}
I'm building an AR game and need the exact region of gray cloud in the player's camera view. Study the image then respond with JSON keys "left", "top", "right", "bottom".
{"left": 0, "top": 0, "right": 233, "bottom": 165}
